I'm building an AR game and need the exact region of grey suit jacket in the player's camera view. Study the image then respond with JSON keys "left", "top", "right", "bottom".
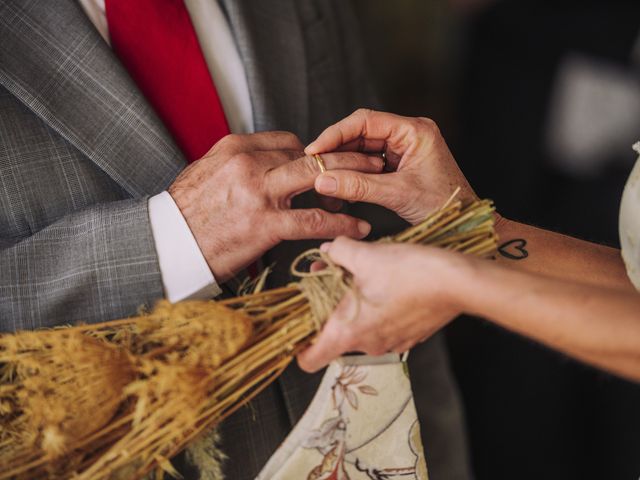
{"left": 0, "top": 1, "right": 471, "bottom": 478}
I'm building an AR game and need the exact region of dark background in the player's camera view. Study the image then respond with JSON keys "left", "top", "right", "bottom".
{"left": 351, "top": 0, "right": 640, "bottom": 478}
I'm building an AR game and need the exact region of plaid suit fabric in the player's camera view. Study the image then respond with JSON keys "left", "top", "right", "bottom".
{"left": 0, "top": 1, "right": 473, "bottom": 479}
{"left": 0, "top": 0, "right": 184, "bottom": 330}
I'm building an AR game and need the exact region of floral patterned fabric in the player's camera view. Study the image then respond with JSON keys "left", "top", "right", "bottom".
{"left": 257, "top": 354, "right": 428, "bottom": 480}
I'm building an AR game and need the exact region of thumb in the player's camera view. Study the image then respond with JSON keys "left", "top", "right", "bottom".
{"left": 297, "top": 318, "right": 349, "bottom": 373}
{"left": 297, "top": 292, "right": 357, "bottom": 372}
{"left": 322, "top": 236, "right": 370, "bottom": 274}
{"left": 315, "top": 170, "right": 402, "bottom": 212}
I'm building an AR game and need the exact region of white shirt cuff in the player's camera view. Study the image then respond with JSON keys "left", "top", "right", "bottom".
{"left": 148, "top": 191, "right": 222, "bottom": 302}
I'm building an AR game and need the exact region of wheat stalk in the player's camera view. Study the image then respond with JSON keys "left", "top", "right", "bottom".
{"left": 0, "top": 197, "right": 498, "bottom": 479}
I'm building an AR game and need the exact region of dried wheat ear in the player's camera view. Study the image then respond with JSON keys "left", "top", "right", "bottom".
{"left": 0, "top": 196, "right": 497, "bottom": 480}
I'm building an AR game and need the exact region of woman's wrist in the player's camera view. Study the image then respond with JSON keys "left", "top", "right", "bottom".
{"left": 425, "top": 248, "right": 482, "bottom": 315}
{"left": 493, "top": 211, "right": 512, "bottom": 237}
{"left": 445, "top": 249, "right": 509, "bottom": 320}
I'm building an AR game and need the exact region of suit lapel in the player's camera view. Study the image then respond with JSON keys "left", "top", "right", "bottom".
{"left": 0, "top": 0, "right": 185, "bottom": 197}
{"left": 221, "top": 0, "right": 310, "bottom": 142}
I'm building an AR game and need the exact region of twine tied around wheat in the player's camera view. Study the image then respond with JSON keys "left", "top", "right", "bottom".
{"left": 0, "top": 193, "right": 498, "bottom": 480}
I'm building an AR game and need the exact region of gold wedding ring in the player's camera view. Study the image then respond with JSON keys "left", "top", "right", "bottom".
{"left": 313, "top": 154, "right": 327, "bottom": 173}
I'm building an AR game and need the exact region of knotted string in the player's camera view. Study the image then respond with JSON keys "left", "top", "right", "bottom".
{"left": 290, "top": 248, "right": 360, "bottom": 330}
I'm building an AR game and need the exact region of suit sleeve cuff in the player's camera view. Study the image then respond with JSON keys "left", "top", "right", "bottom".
{"left": 148, "top": 191, "right": 222, "bottom": 302}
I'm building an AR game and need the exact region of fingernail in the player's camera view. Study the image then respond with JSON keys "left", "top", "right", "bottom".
{"left": 305, "top": 142, "right": 317, "bottom": 154}
{"left": 316, "top": 175, "right": 337, "bottom": 194}
{"left": 320, "top": 242, "right": 331, "bottom": 252}
{"left": 358, "top": 221, "right": 371, "bottom": 236}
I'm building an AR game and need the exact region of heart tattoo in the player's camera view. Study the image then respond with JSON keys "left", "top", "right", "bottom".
{"left": 498, "top": 238, "right": 529, "bottom": 260}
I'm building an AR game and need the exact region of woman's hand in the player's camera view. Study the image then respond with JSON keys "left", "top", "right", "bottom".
{"left": 297, "top": 237, "right": 471, "bottom": 373}
{"left": 297, "top": 237, "right": 640, "bottom": 382}
{"left": 305, "top": 109, "right": 477, "bottom": 225}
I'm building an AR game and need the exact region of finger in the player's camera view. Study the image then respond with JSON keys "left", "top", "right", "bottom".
{"left": 214, "top": 131, "right": 304, "bottom": 155}
{"left": 305, "top": 110, "right": 438, "bottom": 165}
{"left": 314, "top": 139, "right": 402, "bottom": 172}
{"left": 298, "top": 328, "right": 347, "bottom": 373}
{"left": 314, "top": 170, "right": 403, "bottom": 212}
{"left": 276, "top": 209, "right": 371, "bottom": 241}
{"left": 331, "top": 138, "right": 388, "bottom": 154}
{"left": 252, "top": 149, "right": 304, "bottom": 168}
{"left": 319, "top": 241, "right": 332, "bottom": 252}
{"left": 310, "top": 260, "right": 327, "bottom": 272}
{"left": 320, "top": 236, "right": 371, "bottom": 274}
{"left": 266, "top": 152, "right": 383, "bottom": 200}
{"left": 297, "top": 298, "right": 355, "bottom": 372}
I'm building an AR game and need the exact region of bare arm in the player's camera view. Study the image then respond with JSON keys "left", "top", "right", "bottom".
{"left": 305, "top": 109, "right": 635, "bottom": 292}
{"left": 298, "top": 238, "right": 640, "bottom": 383}
{"left": 464, "top": 255, "right": 640, "bottom": 381}
{"left": 297, "top": 109, "right": 640, "bottom": 379}
{"left": 494, "top": 218, "right": 634, "bottom": 292}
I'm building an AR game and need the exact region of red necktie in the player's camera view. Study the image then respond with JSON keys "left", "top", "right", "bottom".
{"left": 107, "top": 0, "right": 260, "bottom": 281}
{"left": 106, "top": 0, "right": 230, "bottom": 163}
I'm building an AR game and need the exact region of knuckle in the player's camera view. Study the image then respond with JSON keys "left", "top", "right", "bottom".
{"left": 283, "top": 131, "right": 304, "bottom": 148}
{"left": 228, "top": 152, "right": 254, "bottom": 174}
{"left": 331, "top": 236, "right": 350, "bottom": 253}
{"left": 416, "top": 117, "right": 440, "bottom": 137}
{"left": 270, "top": 130, "right": 303, "bottom": 150}
{"left": 268, "top": 229, "right": 283, "bottom": 246}
{"left": 406, "top": 119, "right": 424, "bottom": 137}
{"left": 301, "top": 155, "right": 321, "bottom": 176}
{"left": 346, "top": 151, "right": 366, "bottom": 166}
{"left": 350, "top": 175, "right": 370, "bottom": 200}
{"left": 306, "top": 209, "right": 327, "bottom": 231}
{"left": 354, "top": 107, "right": 373, "bottom": 119}
{"left": 217, "top": 133, "right": 242, "bottom": 149}
{"left": 329, "top": 152, "right": 352, "bottom": 169}
{"left": 209, "top": 136, "right": 232, "bottom": 156}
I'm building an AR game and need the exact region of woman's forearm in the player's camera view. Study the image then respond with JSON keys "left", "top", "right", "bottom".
{"left": 301, "top": 109, "right": 640, "bottom": 376}
{"left": 495, "top": 217, "right": 635, "bottom": 292}
{"left": 462, "top": 259, "right": 640, "bottom": 381}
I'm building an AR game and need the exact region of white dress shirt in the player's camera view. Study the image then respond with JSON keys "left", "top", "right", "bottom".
{"left": 77, "top": 0, "right": 254, "bottom": 302}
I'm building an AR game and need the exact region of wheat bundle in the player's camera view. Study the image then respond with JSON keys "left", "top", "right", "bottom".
{"left": 0, "top": 196, "right": 497, "bottom": 480}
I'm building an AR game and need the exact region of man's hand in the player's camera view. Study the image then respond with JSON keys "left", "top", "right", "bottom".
{"left": 305, "top": 109, "right": 478, "bottom": 225}
{"left": 297, "top": 237, "right": 469, "bottom": 372}
{"left": 168, "top": 131, "right": 383, "bottom": 282}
